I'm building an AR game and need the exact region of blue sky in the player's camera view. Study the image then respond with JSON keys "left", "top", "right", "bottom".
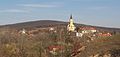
{"left": 0, "top": 0, "right": 120, "bottom": 28}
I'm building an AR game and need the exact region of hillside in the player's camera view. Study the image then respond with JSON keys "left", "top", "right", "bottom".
{"left": 0, "top": 20, "right": 120, "bottom": 57}
{"left": 0, "top": 20, "right": 120, "bottom": 32}
{"left": 79, "top": 34, "right": 120, "bottom": 57}
{"left": 0, "top": 20, "right": 68, "bottom": 29}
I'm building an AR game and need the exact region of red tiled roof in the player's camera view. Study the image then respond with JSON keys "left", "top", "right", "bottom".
{"left": 80, "top": 27, "right": 96, "bottom": 30}
{"left": 97, "top": 33, "right": 112, "bottom": 36}
{"left": 48, "top": 45, "right": 64, "bottom": 51}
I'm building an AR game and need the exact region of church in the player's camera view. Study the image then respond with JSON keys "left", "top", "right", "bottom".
{"left": 67, "top": 15, "right": 76, "bottom": 32}
{"left": 67, "top": 15, "right": 83, "bottom": 37}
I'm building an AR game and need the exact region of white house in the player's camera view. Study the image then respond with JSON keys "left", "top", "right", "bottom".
{"left": 76, "top": 32, "right": 83, "bottom": 37}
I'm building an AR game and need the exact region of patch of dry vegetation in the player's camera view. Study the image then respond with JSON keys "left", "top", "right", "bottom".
{"left": 0, "top": 27, "right": 119, "bottom": 57}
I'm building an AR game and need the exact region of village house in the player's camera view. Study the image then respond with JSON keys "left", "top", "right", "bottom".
{"left": 48, "top": 45, "right": 64, "bottom": 55}
{"left": 80, "top": 27, "right": 97, "bottom": 34}
{"left": 19, "top": 28, "right": 27, "bottom": 34}
{"left": 76, "top": 32, "right": 83, "bottom": 37}
{"left": 97, "top": 32, "right": 112, "bottom": 37}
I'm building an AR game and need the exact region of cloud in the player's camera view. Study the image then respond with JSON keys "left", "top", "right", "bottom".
{"left": 19, "top": 4, "right": 57, "bottom": 8}
{"left": 0, "top": 9, "right": 28, "bottom": 13}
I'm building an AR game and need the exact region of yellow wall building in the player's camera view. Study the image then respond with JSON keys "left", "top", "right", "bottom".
{"left": 67, "top": 15, "right": 76, "bottom": 32}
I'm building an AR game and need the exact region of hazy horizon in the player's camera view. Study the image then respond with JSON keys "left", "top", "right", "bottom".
{"left": 0, "top": 0, "right": 120, "bottom": 28}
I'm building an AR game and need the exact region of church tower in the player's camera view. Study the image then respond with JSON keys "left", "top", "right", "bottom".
{"left": 67, "top": 15, "right": 76, "bottom": 32}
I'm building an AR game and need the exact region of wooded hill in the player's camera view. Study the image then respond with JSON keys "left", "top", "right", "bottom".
{"left": 0, "top": 20, "right": 120, "bottom": 32}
